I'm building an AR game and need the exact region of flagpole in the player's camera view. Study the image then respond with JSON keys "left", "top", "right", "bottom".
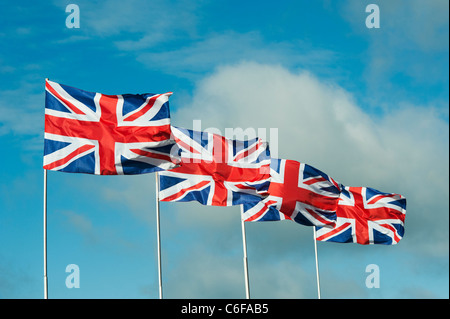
{"left": 240, "top": 205, "right": 250, "bottom": 299}
{"left": 43, "top": 169, "right": 48, "bottom": 299}
{"left": 155, "top": 172, "right": 163, "bottom": 299}
{"left": 313, "top": 226, "right": 321, "bottom": 299}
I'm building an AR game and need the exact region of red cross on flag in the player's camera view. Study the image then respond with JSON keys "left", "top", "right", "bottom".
{"left": 242, "top": 158, "right": 340, "bottom": 227}
{"left": 44, "top": 79, "right": 178, "bottom": 175}
{"left": 315, "top": 186, "right": 406, "bottom": 245}
{"left": 158, "top": 127, "right": 271, "bottom": 206}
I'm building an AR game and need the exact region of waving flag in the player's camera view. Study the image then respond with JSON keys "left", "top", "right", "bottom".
{"left": 315, "top": 186, "right": 406, "bottom": 245}
{"left": 158, "top": 127, "right": 270, "bottom": 206}
{"left": 242, "top": 158, "right": 340, "bottom": 227}
{"left": 43, "top": 79, "right": 178, "bottom": 175}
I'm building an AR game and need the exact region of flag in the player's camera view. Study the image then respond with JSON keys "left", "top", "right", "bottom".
{"left": 242, "top": 158, "right": 340, "bottom": 227}
{"left": 43, "top": 79, "right": 178, "bottom": 175}
{"left": 315, "top": 186, "right": 406, "bottom": 245}
{"left": 158, "top": 126, "right": 270, "bottom": 206}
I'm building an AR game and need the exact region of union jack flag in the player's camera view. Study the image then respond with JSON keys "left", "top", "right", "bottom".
{"left": 43, "top": 79, "right": 178, "bottom": 175}
{"left": 242, "top": 158, "right": 340, "bottom": 227}
{"left": 315, "top": 186, "right": 406, "bottom": 245}
{"left": 158, "top": 127, "right": 271, "bottom": 206}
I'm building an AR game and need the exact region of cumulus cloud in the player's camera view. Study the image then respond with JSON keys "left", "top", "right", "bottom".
{"left": 59, "top": 209, "right": 139, "bottom": 252}
{"left": 171, "top": 62, "right": 449, "bottom": 256}
{"left": 342, "top": 0, "right": 449, "bottom": 52}
{"left": 0, "top": 83, "right": 43, "bottom": 138}
{"left": 136, "top": 31, "right": 336, "bottom": 79}
{"left": 99, "top": 61, "right": 448, "bottom": 297}
{"left": 54, "top": 0, "right": 200, "bottom": 48}
{"left": 338, "top": 0, "right": 449, "bottom": 102}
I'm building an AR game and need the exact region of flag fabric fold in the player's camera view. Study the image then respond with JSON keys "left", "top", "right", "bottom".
{"left": 242, "top": 157, "right": 407, "bottom": 245}
{"left": 158, "top": 126, "right": 270, "bottom": 206}
{"left": 315, "top": 186, "right": 406, "bottom": 245}
{"left": 242, "top": 158, "right": 341, "bottom": 227}
{"left": 43, "top": 79, "right": 178, "bottom": 175}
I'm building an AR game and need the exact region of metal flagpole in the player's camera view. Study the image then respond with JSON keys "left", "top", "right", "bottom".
{"left": 155, "top": 172, "right": 163, "bottom": 299}
{"left": 43, "top": 169, "right": 48, "bottom": 299}
{"left": 313, "top": 226, "right": 321, "bottom": 299}
{"left": 43, "top": 78, "right": 49, "bottom": 300}
{"left": 240, "top": 205, "right": 250, "bottom": 299}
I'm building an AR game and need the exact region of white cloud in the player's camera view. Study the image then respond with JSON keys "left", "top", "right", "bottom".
{"left": 96, "top": 62, "right": 448, "bottom": 298}
{"left": 0, "top": 82, "right": 43, "bottom": 138}
{"left": 171, "top": 62, "right": 449, "bottom": 256}
{"left": 339, "top": 0, "right": 449, "bottom": 94}
{"left": 57, "top": 0, "right": 200, "bottom": 47}
{"left": 136, "top": 31, "right": 336, "bottom": 79}
{"left": 341, "top": 0, "right": 449, "bottom": 53}
{"left": 58, "top": 208, "right": 139, "bottom": 252}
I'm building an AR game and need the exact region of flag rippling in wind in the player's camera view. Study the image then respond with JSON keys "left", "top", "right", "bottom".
{"left": 158, "top": 126, "right": 270, "bottom": 206}
{"left": 242, "top": 157, "right": 407, "bottom": 244}
{"left": 242, "top": 158, "right": 340, "bottom": 227}
{"left": 315, "top": 186, "right": 406, "bottom": 245}
{"left": 43, "top": 79, "right": 178, "bottom": 175}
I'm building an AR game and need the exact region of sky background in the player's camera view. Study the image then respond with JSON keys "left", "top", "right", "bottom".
{"left": 0, "top": 0, "right": 448, "bottom": 299}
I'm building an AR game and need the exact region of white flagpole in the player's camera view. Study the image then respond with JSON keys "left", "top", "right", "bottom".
{"left": 155, "top": 172, "right": 163, "bottom": 299}
{"left": 240, "top": 205, "right": 250, "bottom": 299}
{"left": 43, "top": 169, "right": 48, "bottom": 299}
{"left": 313, "top": 226, "right": 321, "bottom": 299}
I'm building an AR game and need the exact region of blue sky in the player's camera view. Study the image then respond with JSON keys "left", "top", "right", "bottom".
{"left": 0, "top": 0, "right": 448, "bottom": 299}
